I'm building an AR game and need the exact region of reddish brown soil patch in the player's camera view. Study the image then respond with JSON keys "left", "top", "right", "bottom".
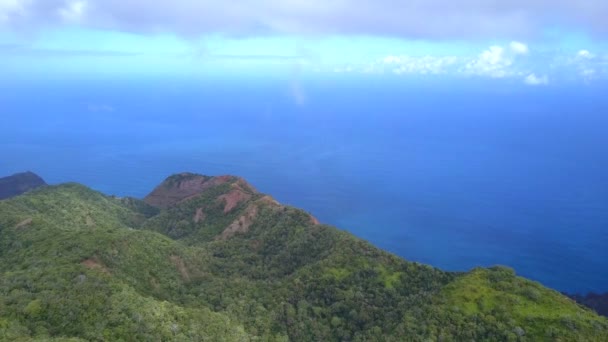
{"left": 14, "top": 218, "right": 33, "bottom": 230}
{"left": 193, "top": 207, "right": 206, "bottom": 223}
{"left": 170, "top": 255, "right": 190, "bottom": 282}
{"left": 217, "top": 189, "right": 252, "bottom": 213}
{"left": 211, "top": 175, "right": 234, "bottom": 184}
{"left": 234, "top": 178, "right": 257, "bottom": 193}
{"left": 144, "top": 173, "right": 261, "bottom": 209}
{"left": 144, "top": 174, "right": 237, "bottom": 209}
{"left": 309, "top": 215, "right": 321, "bottom": 225}
{"left": 218, "top": 204, "right": 259, "bottom": 240}
{"left": 81, "top": 258, "right": 111, "bottom": 275}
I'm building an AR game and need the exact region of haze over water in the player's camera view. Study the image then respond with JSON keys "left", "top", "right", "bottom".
{"left": 2, "top": 76, "right": 607, "bottom": 293}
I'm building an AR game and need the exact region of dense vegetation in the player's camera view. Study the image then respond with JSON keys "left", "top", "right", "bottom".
{"left": 1, "top": 173, "right": 607, "bottom": 341}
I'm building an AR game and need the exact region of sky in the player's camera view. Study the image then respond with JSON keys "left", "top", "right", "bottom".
{"left": 1, "top": 1, "right": 608, "bottom": 84}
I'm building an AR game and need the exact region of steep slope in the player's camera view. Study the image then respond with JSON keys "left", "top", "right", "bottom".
{"left": 0, "top": 171, "right": 47, "bottom": 200}
{"left": 0, "top": 173, "right": 606, "bottom": 341}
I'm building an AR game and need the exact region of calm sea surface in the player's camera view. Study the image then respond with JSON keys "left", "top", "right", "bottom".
{"left": 2, "top": 76, "right": 607, "bottom": 293}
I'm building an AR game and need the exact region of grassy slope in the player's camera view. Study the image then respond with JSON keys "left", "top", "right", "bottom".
{"left": 440, "top": 267, "right": 608, "bottom": 341}
{"left": 0, "top": 178, "right": 606, "bottom": 341}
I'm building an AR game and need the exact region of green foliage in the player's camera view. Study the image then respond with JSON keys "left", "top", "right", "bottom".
{"left": 439, "top": 267, "right": 608, "bottom": 340}
{"left": 112, "top": 197, "right": 160, "bottom": 219}
{"left": 1, "top": 177, "right": 607, "bottom": 341}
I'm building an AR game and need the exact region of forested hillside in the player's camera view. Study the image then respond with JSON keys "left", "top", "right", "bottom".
{"left": 1, "top": 173, "right": 606, "bottom": 341}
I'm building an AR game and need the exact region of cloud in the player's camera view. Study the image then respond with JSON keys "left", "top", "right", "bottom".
{"left": 381, "top": 55, "right": 459, "bottom": 75}
{"left": 358, "top": 42, "right": 593, "bottom": 85}
{"left": 464, "top": 46, "right": 513, "bottom": 78}
{"left": 0, "top": 0, "right": 27, "bottom": 24}
{"left": 510, "top": 41, "right": 529, "bottom": 55}
{"left": 57, "top": 0, "right": 87, "bottom": 23}
{"left": 337, "top": 44, "right": 608, "bottom": 84}
{"left": 1, "top": 1, "right": 608, "bottom": 38}
{"left": 577, "top": 50, "right": 595, "bottom": 59}
{"left": 336, "top": 42, "right": 547, "bottom": 82}
{"left": 571, "top": 49, "right": 604, "bottom": 80}
{"left": 463, "top": 41, "right": 530, "bottom": 78}
{"left": 524, "top": 73, "right": 548, "bottom": 85}
{"left": 544, "top": 49, "right": 608, "bottom": 82}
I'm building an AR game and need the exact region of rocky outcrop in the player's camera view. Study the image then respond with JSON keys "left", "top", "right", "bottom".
{"left": 144, "top": 173, "right": 256, "bottom": 209}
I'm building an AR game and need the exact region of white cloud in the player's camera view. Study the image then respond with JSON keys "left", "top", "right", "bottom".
{"left": 577, "top": 50, "right": 595, "bottom": 59}
{"left": 572, "top": 50, "right": 602, "bottom": 80}
{"left": 463, "top": 42, "right": 533, "bottom": 78}
{"left": 524, "top": 73, "right": 548, "bottom": 85}
{"left": 510, "top": 41, "right": 529, "bottom": 55}
{"left": 464, "top": 46, "right": 513, "bottom": 78}
{"left": 0, "top": 0, "right": 28, "bottom": 24}
{"left": 546, "top": 50, "right": 608, "bottom": 82}
{"left": 375, "top": 43, "right": 546, "bottom": 81}
{"left": 381, "top": 55, "right": 458, "bottom": 75}
{"left": 333, "top": 43, "right": 605, "bottom": 84}
{"left": 58, "top": 0, "right": 88, "bottom": 23}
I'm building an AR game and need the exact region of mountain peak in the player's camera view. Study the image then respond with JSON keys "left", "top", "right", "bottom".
{"left": 143, "top": 172, "right": 257, "bottom": 209}
{"left": 0, "top": 171, "right": 47, "bottom": 200}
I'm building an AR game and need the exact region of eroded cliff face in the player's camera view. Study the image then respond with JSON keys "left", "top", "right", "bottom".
{"left": 0, "top": 171, "right": 47, "bottom": 200}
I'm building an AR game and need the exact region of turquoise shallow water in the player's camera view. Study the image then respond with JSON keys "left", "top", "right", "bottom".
{"left": 2, "top": 77, "right": 607, "bottom": 293}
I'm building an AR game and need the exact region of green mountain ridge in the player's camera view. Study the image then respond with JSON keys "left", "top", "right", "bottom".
{"left": 0, "top": 173, "right": 606, "bottom": 341}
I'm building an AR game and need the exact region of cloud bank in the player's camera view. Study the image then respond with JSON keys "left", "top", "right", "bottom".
{"left": 335, "top": 41, "right": 608, "bottom": 85}
{"left": 373, "top": 42, "right": 536, "bottom": 81}
{"left": 1, "top": 0, "right": 608, "bottom": 38}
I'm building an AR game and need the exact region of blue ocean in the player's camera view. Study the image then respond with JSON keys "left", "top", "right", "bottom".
{"left": 2, "top": 75, "right": 607, "bottom": 293}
